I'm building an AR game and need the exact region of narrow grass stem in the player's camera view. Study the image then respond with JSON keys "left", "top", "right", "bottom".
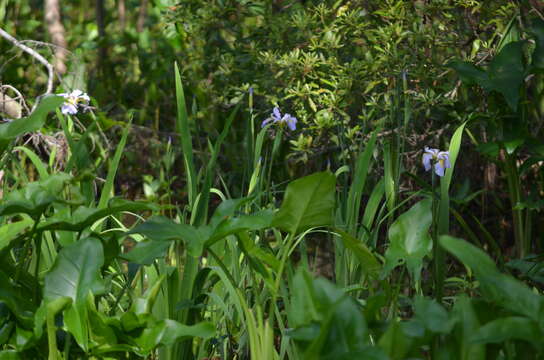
{"left": 431, "top": 172, "right": 444, "bottom": 302}
{"left": 269, "top": 232, "right": 296, "bottom": 329}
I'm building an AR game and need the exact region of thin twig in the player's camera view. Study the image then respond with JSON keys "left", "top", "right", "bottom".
{"left": 0, "top": 27, "right": 54, "bottom": 97}
{"left": 0, "top": 84, "right": 30, "bottom": 115}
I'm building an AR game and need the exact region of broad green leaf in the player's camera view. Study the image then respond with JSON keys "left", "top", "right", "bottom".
{"left": 378, "top": 321, "right": 414, "bottom": 360}
{"left": 440, "top": 236, "right": 543, "bottom": 320}
{"left": 0, "top": 173, "right": 72, "bottom": 218}
{"left": 0, "top": 218, "right": 33, "bottom": 252}
{"left": 0, "top": 271, "right": 34, "bottom": 326}
{"left": 128, "top": 216, "right": 210, "bottom": 257}
{"left": 487, "top": 41, "right": 525, "bottom": 111}
{"left": 64, "top": 303, "right": 89, "bottom": 351}
{"left": 448, "top": 61, "right": 490, "bottom": 88}
{"left": 88, "top": 305, "right": 118, "bottom": 348}
{"left": 131, "top": 275, "right": 166, "bottom": 316}
{"left": 452, "top": 296, "right": 485, "bottom": 360}
{"left": 208, "top": 209, "right": 274, "bottom": 245}
{"left": 33, "top": 297, "right": 72, "bottom": 339}
{"left": 237, "top": 231, "right": 280, "bottom": 273}
{"left": 38, "top": 199, "right": 158, "bottom": 232}
{"left": 384, "top": 199, "right": 432, "bottom": 282}
{"left": 471, "top": 317, "right": 542, "bottom": 349}
{"left": 133, "top": 320, "right": 214, "bottom": 356}
{"left": 414, "top": 296, "right": 454, "bottom": 334}
{"left": 122, "top": 240, "right": 172, "bottom": 265}
{"left": 272, "top": 171, "right": 336, "bottom": 235}
{"left": 450, "top": 42, "right": 525, "bottom": 110}
{"left": 288, "top": 268, "right": 368, "bottom": 358}
{"left": 208, "top": 197, "right": 252, "bottom": 228}
{"left": 44, "top": 237, "right": 106, "bottom": 304}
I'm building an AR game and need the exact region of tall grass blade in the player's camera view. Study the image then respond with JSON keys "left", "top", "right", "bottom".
{"left": 97, "top": 118, "right": 132, "bottom": 209}
{"left": 174, "top": 62, "right": 197, "bottom": 208}
{"left": 346, "top": 131, "right": 378, "bottom": 234}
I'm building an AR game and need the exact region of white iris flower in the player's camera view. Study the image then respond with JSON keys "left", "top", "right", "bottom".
{"left": 58, "top": 89, "right": 90, "bottom": 115}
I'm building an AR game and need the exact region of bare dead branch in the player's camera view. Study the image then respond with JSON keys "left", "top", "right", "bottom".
{"left": 0, "top": 27, "right": 54, "bottom": 96}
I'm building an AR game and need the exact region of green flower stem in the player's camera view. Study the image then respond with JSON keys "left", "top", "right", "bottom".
{"left": 46, "top": 310, "right": 58, "bottom": 360}
{"left": 431, "top": 172, "right": 444, "bottom": 302}
{"left": 504, "top": 151, "right": 526, "bottom": 258}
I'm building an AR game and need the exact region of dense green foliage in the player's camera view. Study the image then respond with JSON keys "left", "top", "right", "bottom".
{"left": 2, "top": 0, "right": 544, "bottom": 359}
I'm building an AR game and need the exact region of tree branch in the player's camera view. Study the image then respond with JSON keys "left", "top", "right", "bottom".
{"left": 0, "top": 27, "right": 54, "bottom": 96}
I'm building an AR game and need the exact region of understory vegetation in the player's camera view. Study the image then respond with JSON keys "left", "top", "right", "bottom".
{"left": 1, "top": 0, "right": 544, "bottom": 359}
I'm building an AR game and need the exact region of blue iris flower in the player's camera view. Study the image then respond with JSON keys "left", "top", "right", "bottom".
{"left": 261, "top": 107, "right": 297, "bottom": 131}
{"left": 422, "top": 146, "right": 451, "bottom": 177}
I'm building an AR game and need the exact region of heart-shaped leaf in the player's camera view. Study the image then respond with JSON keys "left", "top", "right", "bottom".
{"left": 272, "top": 171, "right": 336, "bottom": 235}
{"left": 384, "top": 199, "right": 432, "bottom": 282}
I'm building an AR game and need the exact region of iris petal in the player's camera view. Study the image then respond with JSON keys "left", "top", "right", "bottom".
{"left": 434, "top": 162, "right": 445, "bottom": 177}
{"left": 422, "top": 153, "right": 433, "bottom": 171}
{"left": 273, "top": 107, "right": 281, "bottom": 120}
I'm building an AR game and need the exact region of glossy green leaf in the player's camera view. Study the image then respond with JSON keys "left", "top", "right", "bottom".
{"left": 384, "top": 199, "right": 432, "bottom": 282}
{"left": 44, "top": 237, "right": 106, "bottom": 304}
{"left": 440, "top": 236, "right": 543, "bottom": 321}
{"left": 272, "top": 171, "right": 336, "bottom": 234}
